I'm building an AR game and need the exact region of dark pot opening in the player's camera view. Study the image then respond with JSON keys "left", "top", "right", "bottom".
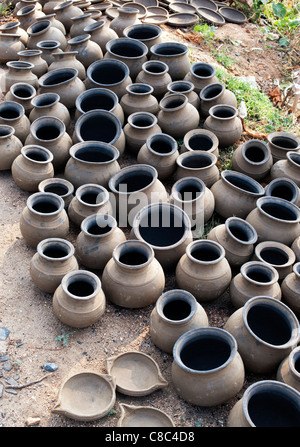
{"left": 213, "top": 107, "right": 235, "bottom": 118}
{"left": 289, "top": 152, "right": 300, "bottom": 165}
{"left": 43, "top": 244, "right": 69, "bottom": 259}
{"left": 129, "top": 84, "right": 151, "bottom": 94}
{"left": 244, "top": 145, "right": 266, "bottom": 163}
{"left": 32, "top": 199, "right": 59, "bottom": 214}
{"left": 0, "top": 106, "right": 21, "bottom": 119}
{"left": 245, "top": 266, "right": 273, "bottom": 283}
{"left": 109, "top": 41, "right": 144, "bottom": 57}
{"left": 33, "top": 94, "right": 57, "bottom": 107}
{"left": 261, "top": 202, "right": 298, "bottom": 221}
{"left": 225, "top": 173, "right": 261, "bottom": 193}
{"left": 190, "top": 243, "right": 221, "bottom": 262}
{"left": 87, "top": 222, "right": 112, "bottom": 236}
{"left": 192, "top": 64, "right": 214, "bottom": 77}
{"left": 89, "top": 63, "right": 127, "bottom": 84}
{"left": 163, "top": 298, "right": 191, "bottom": 321}
{"left": 180, "top": 336, "right": 231, "bottom": 371}
{"left": 30, "top": 21, "right": 49, "bottom": 34}
{"left": 202, "top": 84, "right": 222, "bottom": 99}
{"left": 127, "top": 27, "right": 159, "bottom": 40}
{"left": 169, "top": 83, "right": 191, "bottom": 93}
{"left": 188, "top": 134, "right": 214, "bottom": 151}
{"left": 12, "top": 86, "right": 34, "bottom": 99}
{"left": 114, "top": 171, "right": 153, "bottom": 193}
{"left": 131, "top": 115, "right": 154, "bottom": 128}
{"left": 259, "top": 247, "right": 289, "bottom": 266}
{"left": 80, "top": 190, "right": 102, "bottom": 205}
{"left": 0, "top": 127, "right": 12, "bottom": 137}
{"left": 67, "top": 279, "right": 95, "bottom": 297}
{"left": 177, "top": 183, "right": 202, "bottom": 201}
{"left": 75, "top": 145, "right": 114, "bottom": 163}
{"left": 26, "top": 149, "right": 49, "bottom": 162}
{"left": 35, "top": 124, "right": 61, "bottom": 140}
{"left": 271, "top": 136, "right": 298, "bottom": 149}
{"left": 43, "top": 71, "right": 75, "bottom": 85}
{"left": 44, "top": 183, "right": 69, "bottom": 196}
{"left": 79, "top": 93, "right": 115, "bottom": 112}
{"left": 119, "top": 250, "right": 148, "bottom": 266}
{"left": 163, "top": 98, "right": 184, "bottom": 109}
{"left": 78, "top": 115, "right": 117, "bottom": 142}
{"left": 144, "top": 61, "right": 166, "bottom": 73}
{"left": 228, "top": 221, "right": 253, "bottom": 242}
{"left": 150, "top": 136, "right": 174, "bottom": 154}
{"left": 154, "top": 43, "right": 186, "bottom": 56}
{"left": 181, "top": 154, "right": 212, "bottom": 168}
{"left": 268, "top": 183, "right": 295, "bottom": 202}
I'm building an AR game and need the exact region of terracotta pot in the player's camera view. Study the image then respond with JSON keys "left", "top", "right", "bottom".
{"left": 292, "top": 236, "right": 300, "bottom": 262}
{"left": 149, "top": 289, "right": 209, "bottom": 354}
{"left": 75, "top": 88, "right": 124, "bottom": 124}
{"left": 85, "top": 59, "right": 132, "bottom": 98}
{"left": 27, "top": 19, "right": 67, "bottom": 49}
{"left": 246, "top": 196, "right": 300, "bottom": 246}
{"left": 64, "top": 141, "right": 120, "bottom": 189}
{"left": 157, "top": 93, "right": 200, "bottom": 140}
{"left": 165, "top": 80, "right": 200, "bottom": 110}
{"left": 69, "top": 12, "right": 96, "bottom": 37}
{"left": 15, "top": 0, "right": 42, "bottom": 13}
{"left": 199, "top": 82, "right": 237, "bottom": 117}
{"left": 131, "top": 202, "right": 193, "bottom": 269}
{"left": 53, "top": 0, "right": 83, "bottom": 33}
{"left": 36, "top": 40, "right": 63, "bottom": 65}
{"left": 281, "top": 262, "right": 300, "bottom": 316}
{"left": 203, "top": 104, "right": 242, "bottom": 148}
{"left": 12, "top": 145, "right": 54, "bottom": 191}
{"left": 29, "top": 92, "right": 71, "bottom": 128}
{"left": 124, "top": 112, "right": 161, "bottom": 155}
{"left": 265, "top": 178, "right": 300, "bottom": 208}
{"left": 184, "top": 61, "right": 218, "bottom": 94}
{"left": 18, "top": 49, "right": 47, "bottom": 77}
{"left": 150, "top": 42, "right": 190, "bottom": 81}
{"left": 43, "top": 1, "right": 64, "bottom": 14}
{"left": 137, "top": 132, "right": 179, "bottom": 180}
{"left": 104, "top": 37, "right": 148, "bottom": 80}
{"left": 109, "top": 6, "right": 140, "bottom": 37}
{"left": 53, "top": 270, "right": 106, "bottom": 327}
{"left": 4, "top": 82, "right": 36, "bottom": 116}
{"left": 224, "top": 296, "right": 300, "bottom": 374}
{"left": 135, "top": 60, "right": 172, "bottom": 100}
{"left": 38, "top": 177, "right": 74, "bottom": 209}
{"left": 101, "top": 239, "right": 165, "bottom": 308}
{"left": 253, "top": 240, "right": 296, "bottom": 281}
{"left": 68, "top": 183, "right": 113, "bottom": 227}
{"left": 175, "top": 150, "right": 219, "bottom": 188}
{"left": 48, "top": 51, "right": 86, "bottom": 81}
{"left": 30, "top": 238, "right": 78, "bottom": 293}
{"left": 0, "top": 101, "right": 30, "bottom": 143}
{"left": 267, "top": 131, "right": 300, "bottom": 163}
{"left": 75, "top": 213, "right": 126, "bottom": 270}
{"left": 0, "top": 33, "right": 25, "bottom": 65}
{"left": 207, "top": 216, "right": 257, "bottom": 268}
{"left": 0, "top": 20, "right": 28, "bottom": 46}
{"left": 270, "top": 151, "right": 300, "bottom": 187}
{"left": 66, "top": 33, "right": 103, "bottom": 69}
{"left": 0, "top": 125, "right": 23, "bottom": 171}
{"left": 277, "top": 346, "right": 300, "bottom": 392}
{"left": 4, "top": 61, "right": 38, "bottom": 93}
{"left": 35, "top": 12, "right": 66, "bottom": 35}
{"left": 171, "top": 327, "right": 245, "bottom": 406}
{"left": 38, "top": 68, "right": 86, "bottom": 109}
{"left": 232, "top": 139, "right": 273, "bottom": 181}
{"left": 211, "top": 170, "right": 265, "bottom": 219}
{"left": 227, "top": 380, "right": 300, "bottom": 427}
{"left": 118, "top": 404, "right": 174, "bottom": 427}
{"left": 120, "top": 83, "right": 159, "bottom": 118}
{"left": 20, "top": 192, "right": 69, "bottom": 247}
{"left": 180, "top": 128, "right": 219, "bottom": 158}
{"left": 123, "top": 22, "right": 162, "bottom": 50}
{"left": 16, "top": 4, "right": 45, "bottom": 31}
{"left": 83, "top": 19, "right": 118, "bottom": 54}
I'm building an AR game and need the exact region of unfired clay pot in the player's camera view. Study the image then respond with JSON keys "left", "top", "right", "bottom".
{"left": 4, "top": 61, "right": 38, "bottom": 93}
{"left": 120, "top": 83, "right": 159, "bottom": 118}
{"left": 277, "top": 346, "right": 300, "bottom": 392}
{"left": 253, "top": 240, "right": 296, "bottom": 281}
{"left": 135, "top": 60, "right": 172, "bottom": 100}
{"left": 36, "top": 40, "right": 63, "bottom": 65}
{"left": 292, "top": 236, "right": 300, "bottom": 262}
{"left": 203, "top": 104, "right": 242, "bottom": 148}
{"left": 48, "top": 51, "right": 86, "bottom": 81}
{"left": 124, "top": 112, "right": 161, "bottom": 155}
{"left": 53, "top": 0, "right": 83, "bottom": 33}
{"left": 180, "top": 128, "right": 219, "bottom": 158}
{"left": 0, "top": 20, "right": 28, "bottom": 46}
{"left": 0, "top": 33, "right": 25, "bottom": 64}
{"left": 16, "top": 4, "right": 44, "bottom": 31}
{"left": 66, "top": 33, "right": 103, "bottom": 69}
{"left": 150, "top": 41, "right": 190, "bottom": 81}
{"left": 29, "top": 92, "right": 71, "bottom": 128}
{"left": 5, "top": 83, "right": 36, "bottom": 116}
{"left": 199, "top": 82, "right": 237, "bottom": 117}
{"left": 232, "top": 139, "right": 273, "bottom": 181}
{"left": 175, "top": 150, "right": 219, "bottom": 188}
{"left": 0, "top": 125, "right": 22, "bottom": 171}
{"left": 123, "top": 22, "right": 162, "bottom": 50}
{"left": 184, "top": 62, "right": 218, "bottom": 94}
{"left": 38, "top": 177, "right": 74, "bottom": 209}
{"left": 118, "top": 404, "right": 174, "bottom": 427}
{"left": 165, "top": 80, "right": 200, "bottom": 110}
{"left": 270, "top": 151, "right": 300, "bottom": 187}
{"left": 281, "top": 262, "right": 300, "bottom": 316}
{"left": 267, "top": 131, "right": 300, "bottom": 163}
{"left": 26, "top": 19, "right": 67, "bottom": 49}
{"left": 75, "top": 88, "right": 124, "bottom": 124}
{"left": 0, "top": 101, "right": 30, "bottom": 144}
{"left": 69, "top": 13, "right": 96, "bottom": 38}
{"left": 18, "top": 49, "right": 48, "bottom": 77}
{"left": 265, "top": 177, "right": 300, "bottom": 208}
{"left": 84, "top": 20, "right": 118, "bottom": 54}
{"left": 109, "top": 6, "right": 140, "bottom": 37}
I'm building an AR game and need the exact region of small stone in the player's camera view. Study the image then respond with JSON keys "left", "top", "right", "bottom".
{"left": 0, "top": 328, "right": 10, "bottom": 341}
{"left": 5, "top": 377, "right": 18, "bottom": 387}
{"left": 2, "top": 362, "right": 12, "bottom": 372}
{"left": 5, "top": 388, "right": 17, "bottom": 395}
{"left": 0, "top": 355, "right": 10, "bottom": 363}
{"left": 0, "top": 383, "right": 3, "bottom": 398}
{"left": 44, "top": 363, "right": 58, "bottom": 372}
{"left": 25, "top": 417, "right": 40, "bottom": 426}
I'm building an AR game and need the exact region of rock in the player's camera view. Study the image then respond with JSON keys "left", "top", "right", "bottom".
{"left": 0, "top": 328, "right": 10, "bottom": 341}
{"left": 2, "top": 362, "right": 12, "bottom": 372}
{"left": 25, "top": 417, "right": 40, "bottom": 426}
{"left": 0, "top": 383, "right": 3, "bottom": 398}
{"left": 44, "top": 363, "right": 58, "bottom": 372}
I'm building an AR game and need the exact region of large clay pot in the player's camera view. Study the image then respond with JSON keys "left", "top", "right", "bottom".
{"left": 123, "top": 22, "right": 162, "bottom": 50}
{"left": 157, "top": 93, "right": 200, "bottom": 140}
{"left": 124, "top": 112, "right": 161, "bottom": 155}
{"left": 149, "top": 289, "right": 209, "bottom": 354}
{"left": 0, "top": 33, "right": 25, "bottom": 65}
{"left": 253, "top": 240, "right": 296, "bottom": 281}
{"left": 4, "top": 82, "right": 36, "bottom": 116}
{"left": 85, "top": 59, "right": 132, "bottom": 98}
{"left": 184, "top": 61, "right": 218, "bottom": 94}
{"left": 211, "top": 170, "right": 265, "bottom": 219}
{"left": 120, "top": 83, "right": 159, "bottom": 118}
{"left": 171, "top": 327, "right": 245, "bottom": 406}
{"left": 16, "top": 4, "right": 45, "bottom": 31}
{"left": 30, "top": 238, "right": 78, "bottom": 293}
{"left": 270, "top": 151, "right": 300, "bottom": 187}
{"left": 12, "top": 145, "right": 54, "bottom": 191}
{"left": 277, "top": 346, "right": 300, "bottom": 392}
{"left": 227, "top": 380, "right": 300, "bottom": 427}
{"left": 29, "top": 92, "right": 71, "bottom": 128}
{"left": 281, "top": 262, "right": 300, "bottom": 316}
{"left": 199, "top": 82, "right": 237, "bottom": 117}
{"left": 207, "top": 216, "right": 257, "bottom": 268}
{"left": 0, "top": 125, "right": 23, "bottom": 171}
{"left": 101, "top": 239, "right": 165, "bottom": 308}
{"left": 0, "top": 20, "right": 28, "bottom": 46}
{"left": 66, "top": 33, "right": 103, "bottom": 69}
{"left": 175, "top": 150, "right": 219, "bottom": 188}
{"left": 18, "top": 49, "right": 48, "bottom": 77}
{"left": 15, "top": 0, "right": 42, "bottom": 13}
{"left": 180, "top": 128, "right": 219, "bottom": 158}
{"left": 35, "top": 12, "right": 66, "bottom": 35}
{"left": 224, "top": 296, "right": 300, "bottom": 374}
{"left": 4, "top": 61, "right": 38, "bottom": 93}
{"left": 203, "top": 104, "right": 243, "bottom": 148}
{"left": 48, "top": 51, "right": 86, "bottom": 81}
{"left": 27, "top": 19, "right": 67, "bottom": 49}
{"left": 246, "top": 196, "right": 300, "bottom": 246}
{"left": 53, "top": 0, "right": 83, "bottom": 33}
{"left": 43, "top": 1, "right": 64, "bottom": 14}
{"left": 25, "top": 116, "right": 72, "bottom": 170}
{"left": 75, "top": 213, "right": 126, "bottom": 270}
{"left": 165, "top": 80, "right": 200, "bottom": 110}
{"left": 131, "top": 202, "right": 193, "bottom": 269}
{"left": 0, "top": 101, "right": 30, "bottom": 143}
{"left": 53, "top": 270, "right": 106, "bottom": 328}
{"left": 69, "top": 12, "right": 96, "bottom": 37}
{"left": 267, "top": 131, "right": 300, "bottom": 163}
{"left": 38, "top": 177, "right": 74, "bottom": 209}
{"left": 232, "top": 139, "right": 273, "bottom": 181}
{"left": 150, "top": 42, "right": 190, "bottom": 81}
{"left": 109, "top": 6, "right": 140, "bottom": 37}
{"left": 292, "top": 236, "right": 300, "bottom": 262}
{"left": 84, "top": 20, "right": 118, "bottom": 54}
{"left": 135, "top": 60, "right": 172, "bottom": 100}
{"left": 20, "top": 192, "right": 69, "bottom": 247}
{"left": 64, "top": 141, "right": 120, "bottom": 189}
{"left": 74, "top": 88, "right": 124, "bottom": 124}
{"left": 265, "top": 178, "right": 300, "bottom": 208}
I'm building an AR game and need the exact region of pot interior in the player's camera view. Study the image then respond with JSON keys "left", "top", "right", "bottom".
{"left": 32, "top": 198, "right": 59, "bottom": 213}
{"left": 181, "top": 153, "right": 212, "bottom": 168}
{"left": 12, "top": 85, "right": 34, "bottom": 99}
{"left": 149, "top": 136, "right": 175, "bottom": 154}
{"left": 89, "top": 63, "right": 126, "bottom": 84}
{"left": 154, "top": 43, "right": 185, "bottom": 56}
{"left": 245, "top": 265, "right": 273, "bottom": 283}
{"left": 259, "top": 247, "right": 289, "bottom": 266}
{"left": 261, "top": 201, "right": 298, "bottom": 221}
{"left": 78, "top": 114, "right": 118, "bottom": 142}
{"left": 26, "top": 148, "right": 49, "bottom": 161}
{"left": 225, "top": 173, "right": 261, "bottom": 193}
{"left": 127, "top": 27, "right": 159, "bottom": 40}
{"left": 67, "top": 278, "right": 95, "bottom": 297}
{"left": 109, "top": 41, "right": 144, "bottom": 57}
{"left": 35, "top": 123, "right": 61, "bottom": 140}
{"left": 42, "top": 70, "right": 74, "bottom": 85}
{"left": 79, "top": 92, "right": 115, "bottom": 113}
{"left": 114, "top": 170, "right": 153, "bottom": 193}
{"left": 188, "top": 134, "right": 214, "bottom": 151}
{"left": 244, "top": 145, "right": 266, "bottom": 163}
{"left": 42, "top": 243, "right": 69, "bottom": 259}
{"left": 118, "top": 249, "right": 148, "bottom": 266}
{"left": 75, "top": 145, "right": 114, "bottom": 163}
{"left": 270, "top": 136, "right": 298, "bottom": 149}
{"left": 190, "top": 242, "right": 221, "bottom": 262}
{"left": 80, "top": 189, "right": 105, "bottom": 205}
{"left": 267, "top": 183, "right": 296, "bottom": 202}
{"left": 162, "top": 297, "right": 192, "bottom": 321}
{"left": 44, "top": 183, "right": 69, "bottom": 196}
{"left": 227, "top": 220, "right": 254, "bottom": 242}
{"left": 192, "top": 64, "right": 214, "bottom": 77}
{"left": 176, "top": 182, "right": 202, "bottom": 201}
{"left": 180, "top": 335, "right": 231, "bottom": 370}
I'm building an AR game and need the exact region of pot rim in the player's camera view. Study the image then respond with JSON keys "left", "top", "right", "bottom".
{"left": 225, "top": 216, "right": 257, "bottom": 245}
{"left": 146, "top": 132, "right": 178, "bottom": 157}
{"left": 255, "top": 240, "right": 296, "bottom": 268}
{"left": 27, "top": 19, "right": 51, "bottom": 36}
{"left": 52, "top": 50, "right": 79, "bottom": 57}
{"left": 80, "top": 212, "right": 117, "bottom": 238}
{"left": 123, "top": 22, "right": 162, "bottom": 42}
{"left": 256, "top": 196, "right": 300, "bottom": 224}
{"left": 27, "top": 191, "right": 65, "bottom": 217}
{"left": 176, "top": 149, "right": 217, "bottom": 170}
{"left": 38, "top": 177, "right": 74, "bottom": 197}
{"left": 141, "top": 60, "right": 169, "bottom": 76}
{"left": 61, "top": 269, "right": 102, "bottom": 301}
{"left": 209, "top": 104, "right": 238, "bottom": 120}
{"left": 0, "top": 100, "right": 25, "bottom": 121}
{"left": 241, "top": 139, "right": 271, "bottom": 166}
{"left": 0, "top": 21, "right": 21, "bottom": 30}
{"left": 75, "top": 87, "right": 119, "bottom": 115}
{"left": 267, "top": 131, "right": 300, "bottom": 151}
{"left": 156, "top": 289, "right": 199, "bottom": 325}
{"left": 17, "top": 4, "right": 36, "bottom": 16}
{"left": 292, "top": 261, "right": 300, "bottom": 278}
{"left": 117, "top": 6, "right": 140, "bottom": 14}
{"left": 150, "top": 41, "right": 189, "bottom": 58}
{"left": 183, "top": 128, "right": 219, "bottom": 152}
{"left": 21, "top": 144, "right": 54, "bottom": 164}
{"left": 287, "top": 150, "right": 300, "bottom": 168}
{"left": 167, "top": 80, "right": 195, "bottom": 95}
{"left": 240, "top": 260, "right": 279, "bottom": 286}
{"left": 54, "top": 0, "right": 74, "bottom": 11}
{"left": 221, "top": 170, "right": 265, "bottom": 196}
{"left": 0, "top": 32, "right": 22, "bottom": 39}
{"left": 6, "top": 60, "right": 35, "bottom": 70}
{"left": 87, "top": 59, "right": 130, "bottom": 87}
{"left": 112, "top": 239, "right": 154, "bottom": 270}
{"left": 171, "top": 176, "right": 205, "bottom": 204}
{"left": 17, "top": 49, "right": 43, "bottom": 57}
{"left": 38, "top": 67, "right": 79, "bottom": 88}
{"left": 68, "top": 33, "right": 91, "bottom": 45}
{"left": 159, "top": 93, "right": 188, "bottom": 112}
{"left": 37, "top": 40, "right": 61, "bottom": 50}
{"left": 108, "top": 164, "right": 158, "bottom": 195}
{"left": 71, "top": 12, "right": 93, "bottom": 21}
{"left": 37, "top": 237, "right": 75, "bottom": 261}
{"left": 30, "top": 116, "right": 66, "bottom": 142}
{"left": 186, "top": 239, "right": 225, "bottom": 265}
{"left": 0, "top": 124, "right": 15, "bottom": 139}
{"left": 127, "top": 111, "right": 158, "bottom": 129}
{"left": 265, "top": 177, "right": 299, "bottom": 204}
{"left": 31, "top": 92, "right": 60, "bottom": 108}
{"left": 84, "top": 19, "right": 106, "bottom": 32}
{"left": 105, "top": 37, "right": 148, "bottom": 60}
{"left": 69, "top": 141, "right": 120, "bottom": 165}
{"left": 189, "top": 61, "right": 216, "bottom": 79}
{"left": 75, "top": 183, "right": 110, "bottom": 207}
{"left": 126, "top": 82, "right": 154, "bottom": 96}
{"left": 199, "top": 82, "right": 224, "bottom": 101}
{"left": 74, "top": 109, "right": 122, "bottom": 145}
{"left": 10, "top": 82, "right": 36, "bottom": 100}
{"left": 288, "top": 345, "right": 300, "bottom": 376}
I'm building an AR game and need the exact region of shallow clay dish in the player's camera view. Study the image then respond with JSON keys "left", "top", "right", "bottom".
{"left": 191, "top": 0, "right": 217, "bottom": 11}
{"left": 142, "top": 14, "right": 169, "bottom": 23}
{"left": 105, "top": 5, "right": 119, "bottom": 17}
{"left": 169, "top": 1, "right": 197, "bottom": 14}
{"left": 168, "top": 12, "right": 199, "bottom": 26}
{"left": 135, "top": 0, "right": 158, "bottom": 7}
{"left": 197, "top": 6, "right": 225, "bottom": 24}
{"left": 219, "top": 6, "right": 247, "bottom": 23}
{"left": 90, "top": 1, "right": 112, "bottom": 11}
{"left": 52, "top": 372, "right": 116, "bottom": 421}
{"left": 118, "top": 404, "right": 175, "bottom": 427}
{"left": 106, "top": 351, "right": 168, "bottom": 396}
{"left": 123, "top": 1, "right": 147, "bottom": 17}
{"left": 146, "top": 5, "right": 168, "bottom": 15}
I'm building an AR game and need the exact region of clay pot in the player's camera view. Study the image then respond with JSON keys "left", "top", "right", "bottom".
{"left": 227, "top": 380, "right": 300, "bottom": 427}
{"left": 277, "top": 346, "right": 300, "bottom": 392}
{"left": 16, "top": 4, "right": 45, "bottom": 31}
{"left": 85, "top": 59, "right": 132, "bottom": 99}
{"left": 225, "top": 295, "right": 300, "bottom": 374}
{"left": 230, "top": 261, "right": 281, "bottom": 309}
{"left": 253, "top": 240, "right": 296, "bottom": 281}
{"left": 150, "top": 42, "right": 190, "bottom": 81}
{"left": 211, "top": 170, "right": 265, "bottom": 219}
{"left": 137, "top": 132, "right": 179, "bottom": 180}
{"left": 17, "top": 49, "right": 47, "bottom": 77}
{"left": 43, "top": 1, "right": 64, "bottom": 14}
{"left": 171, "top": 327, "right": 245, "bottom": 406}
{"left": 165, "top": 80, "right": 200, "bottom": 110}
{"left": 199, "top": 82, "right": 237, "bottom": 117}
{"left": 84, "top": 20, "right": 118, "bottom": 54}
{"left": 29, "top": 92, "right": 71, "bottom": 128}
{"left": 149, "top": 289, "right": 209, "bottom": 354}
{"left": 30, "top": 238, "right": 78, "bottom": 293}
{"left": 75, "top": 213, "right": 126, "bottom": 270}
{"left": 231, "top": 139, "right": 273, "bottom": 181}
{"left": 109, "top": 6, "right": 140, "bottom": 37}
{"left": 38, "top": 177, "right": 74, "bottom": 209}
{"left": 101, "top": 239, "right": 165, "bottom": 308}
{"left": 120, "top": 83, "right": 159, "bottom": 118}
{"left": 48, "top": 51, "right": 86, "bottom": 81}
{"left": 12, "top": 145, "right": 54, "bottom": 191}
{"left": 4, "top": 61, "right": 38, "bottom": 93}
{"left": 64, "top": 141, "right": 120, "bottom": 189}
{"left": 15, "top": 0, "right": 42, "bottom": 13}
{"left": 68, "top": 183, "right": 113, "bottom": 227}
{"left": 73, "top": 110, "right": 125, "bottom": 155}
{"left": 19, "top": 192, "right": 69, "bottom": 247}
{"left": 124, "top": 112, "right": 161, "bottom": 154}
{"left": 135, "top": 60, "right": 172, "bottom": 100}
{"left": 131, "top": 202, "right": 193, "bottom": 269}
{"left": 157, "top": 93, "right": 200, "bottom": 140}
{"left": 4, "top": 83, "right": 36, "bottom": 116}
{"left": 75, "top": 88, "right": 123, "bottom": 124}
{"left": 35, "top": 12, "right": 66, "bottom": 35}
{"left": 0, "top": 125, "right": 23, "bottom": 171}
{"left": 27, "top": 19, "right": 67, "bottom": 49}
{"left": 108, "top": 164, "right": 168, "bottom": 222}
{"left": 0, "top": 33, "right": 25, "bottom": 65}
{"left": 281, "top": 262, "right": 300, "bottom": 316}
{"left": 0, "top": 101, "right": 30, "bottom": 143}
{"left": 104, "top": 37, "right": 148, "bottom": 80}
{"left": 0, "top": 20, "right": 28, "bottom": 46}
{"left": 270, "top": 151, "right": 300, "bottom": 187}
{"left": 123, "top": 22, "right": 162, "bottom": 50}
{"left": 38, "top": 68, "right": 86, "bottom": 109}
{"left": 180, "top": 128, "right": 219, "bottom": 158}
{"left": 36, "top": 40, "right": 63, "bottom": 65}
{"left": 246, "top": 196, "right": 300, "bottom": 246}
{"left": 203, "top": 104, "right": 242, "bottom": 148}
{"left": 267, "top": 131, "right": 300, "bottom": 163}
{"left": 265, "top": 178, "right": 300, "bottom": 208}
{"left": 184, "top": 61, "right": 218, "bottom": 94}
{"left": 53, "top": 0, "right": 83, "bottom": 33}
{"left": 207, "top": 216, "right": 257, "bottom": 268}
{"left": 118, "top": 404, "right": 174, "bottom": 427}
{"left": 53, "top": 269, "right": 106, "bottom": 327}
{"left": 175, "top": 150, "right": 219, "bottom": 188}
{"left": 66, "top": 33, "right": 103, "bottom": 69}
{"left": 69, "top": 12, "right": 96, "bottom": 37}
{"left": 292, "top": 236, "right": 300, "bottom": 262}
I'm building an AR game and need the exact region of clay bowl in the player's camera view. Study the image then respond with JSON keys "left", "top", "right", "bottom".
{"left": 137, "top": 0, "right": 159, "bottom": 7}
{"left": 169, "top": 2, "right": 197, "bottom": 14}
{"left": 197, "top": 7, "right": 225, "bottom": 25}
{"left": 105, "top": 6, "right": 119, "bottom": 17}
{"left": 146, "top": 6, "right": 168, "bottom": 16}
{"left": 219, "top": 6, "right": 247, "bottom": 23}
{"left": 118, "top": 404, "right": 175, "bottom": 427}
{"left": 106, "top": 351, "right": 168, "bottom": 396}
{"left": 142, "top": 14, "right": 169, "bottom": 23}
{"left": 167, "top": 12, "right": 199, "bottom": 26}
{"left": 123, "top": 1, "right": 147, "bottom": 17}
{"left": 191, "top": 0, "right": 218, "bottom": 11}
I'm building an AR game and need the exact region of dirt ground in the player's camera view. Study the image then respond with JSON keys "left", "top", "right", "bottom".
{"left": 0, "top": 7, "right": 295, "bottom": 429}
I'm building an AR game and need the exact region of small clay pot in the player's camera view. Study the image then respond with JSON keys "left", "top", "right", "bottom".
{"left": 0, "top": 125, "right": 23, "bottom": 171}
{"left": 109, "top": 6, "right": 140, "bottom": 37}
{"left": 35, "top": 12, "right": 66, "bottom": 35}
{"left": 277, "top": 346, "right": 300, "bottom": 392}
{"left": 253, "top": 240, "right": 296, "bottom": 281}
{"left": 270, "top": 151, "right": 300, "bottom": 187}
{"left": 232, "top": 139, "right": 273, "bottom": 181}
{"left": 180, "top": 128, "right": 219, "bottom": 158}
{"left": 120, "top": 83, "right": 159, "bottom": 118}
{"left": 69, "top": 12, "right": 96, "bottom": 38}
{"left": 36, "top": 40, "right": 63, "bottom": 65}
{"left": 123, "top": 22, "right": 162, "bottom": 50}
{"left": 0, "top": 101, "right": 30, "bottom": 144}
{"left": 27, "top": 19, "right": 67, "bottom": 49}
{"left": 84, "top": 20, "right": 118, "bottom": 54}
{"left": 265, "top": 177, "right": 300, "bottom": 208}
{"left": 135, "top": 60, "right": 172, "bottom": 100}
{"left": 38, "top": 177, "right": 74, "bottom": 209}
{"left": 75, "top": 88, "right": 124, "bottom": 124}
{"left": 85, "top": 59, "right": 132, "bottom": 98}
{"left": 16, "top": 4, "right": 45, "bottom": 31}
{"left": 281, "top": 262, "right": 300, "bottom": 316}
{"left": 175, "top": 150, "right": 219, "bottom": 188}
{"left": 267, "top": 131, "right": 300, "bottom": 163}
{"left": 150, "top": 41, "right": 191, "bottom": 81}
{"left": 4, "top": 61, "right": 38, "bottom": 93}
{"left": 184, "top": 61, "right": 218, "bottom": 94}
{"left": 292, "top": 236, "right": 300, "bottom": 262}
{"left": 124, "top": 112, "right": 161, "bottom": 154}
{"left": 53, "top": 0, "right": 83, "bottom": 33}
{"left": 203, "top": 104, "right": 243, "bottom": 148}
{"left": 165, "top": 80, "right": 200, "bottom": 110}
{"left": 18, "top": 49, "right": 48, "bottom": 77}
{"left": 0, "top": 33, "right": 25, "bottom": 64}
{"left": 29, "top": 92, "right": 71, "bottom": 128}
{"left": 199, "top": 82, "right": 237, "bottom": 117}
{"left": 66, "top": 33, "right": 103, "bottom": 69}
{"left": 0, "top": 20, "right": 28, "bottom": 46}
{"left": 4, "top": 83, "right": 36, "bottom": 116}
{"left": 48, "top": 51, "right": 86, "bottom": 81}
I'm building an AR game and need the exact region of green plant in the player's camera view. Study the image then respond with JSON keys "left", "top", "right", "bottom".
{"left": 0, "top": 1, "right": 12, "bottom": 16}
{"left": 55, "top": 329, "right": 74, "bottom": 345}
{"left": 193, "top": 23, "right": 217, "bottom": 41}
